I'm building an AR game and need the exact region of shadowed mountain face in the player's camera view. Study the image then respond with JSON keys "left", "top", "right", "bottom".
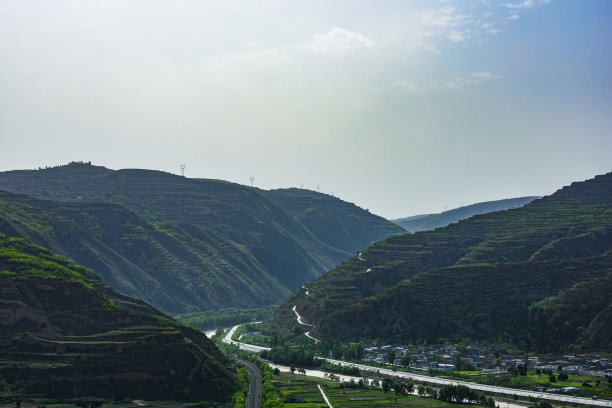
{"left": 0, "top": 234, "right": 237, "bottom": 402}
{"left": 262, "top": 188, "right": 404, "bottom": 254}
{"left": 270, "top": 173, "right": 612, "bottom": 352}
{"left": 0, "top": 162, "right": 404, "bottom": 314}
{"left": 393, "top": 196, "right": 540, "bottom": 233}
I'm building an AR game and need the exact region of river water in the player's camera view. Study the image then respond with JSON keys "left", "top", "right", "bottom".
{"left": 207, "top": 327, "right": 536, "bottom": 408}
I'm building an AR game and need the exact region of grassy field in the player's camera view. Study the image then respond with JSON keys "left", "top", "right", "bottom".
{"left": 326, "top": 388, "right": 465, "bottom": 408}
{"left": 273, "top": 372, "right": 329, "bottom": 408}
{"left": 274, "top": 373, "right": 465, "bottom": 408}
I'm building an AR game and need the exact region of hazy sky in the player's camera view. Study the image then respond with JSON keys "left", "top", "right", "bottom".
{"left": 1, "top": 1, "right": 610, "bottom": 218}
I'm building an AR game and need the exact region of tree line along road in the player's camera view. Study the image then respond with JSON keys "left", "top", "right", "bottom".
{"left": 217, "top": 325, "right": 611, "bottom": 408}
{"left": 322, "top": 358, "right": 612, "bottom": 408}
{"left": 235, "top": 357, "right": 262, "bottom": 408}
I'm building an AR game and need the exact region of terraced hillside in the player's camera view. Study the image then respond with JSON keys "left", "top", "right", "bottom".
{"left": 0, "top": 233, "right": 237, "bottom": 402}
{"left": 0, "top": 162, "right": 403, "bottom": 313}
{"left": 0, "top": 190, "right": 290, "bottom": 313}
{"left": 270, "top": 173, "right": 612, "bottom": 352}
{"left": 263, "top": 188, "right": 404, "bottom": 254}
{"left": 393, "top": 196, "right": 539, "bottom": 232}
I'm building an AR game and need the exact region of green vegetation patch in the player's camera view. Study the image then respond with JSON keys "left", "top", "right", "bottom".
{"left": 0, "top": 234, "right": 94, "bottom": 290}
{"left": 175, "top": 306, "right": 276, "bottom": 330}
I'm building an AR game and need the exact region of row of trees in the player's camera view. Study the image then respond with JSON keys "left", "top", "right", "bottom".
{"left": 260, "top": 346, "right": 315, "bottom": 366}
{"left": 381, "top": 378, "right": 415, "bottom": 395}
{"left": 377, "top": 380, "right": 496, "bottom": 407}
{"left": 508, "top": 364, "right": 528, "bottom": 376}
{"left": 175, "top": 307, "right": 274, "bottom": 330}
{"left": 437, "top": 384, "right": 495, "bottom": 407}
{"left": 319, "top": 361, "right": 360, "bottom": 376}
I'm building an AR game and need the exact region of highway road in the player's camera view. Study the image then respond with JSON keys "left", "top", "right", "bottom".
{"left": 322, "top": 358, "right": 612, "bottom": 407}
{"left": 222, "top": 324, "right": 271, "bottom": 352}
{"left": 220, "top": 324, "right": 611, "bottom": 407}
{"left": 236, "top": 357, "right": 262, "bottom": 408}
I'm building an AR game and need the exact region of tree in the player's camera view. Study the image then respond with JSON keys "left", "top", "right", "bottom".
{"left": 530, "top": 402, "right": 552, "bottom": 408}
{"left": 387, "top": 349, "right": 396, "bottom": 364}
{"left": 454, "top": 355, "right": 463, "bottom": 371}
{"left": 273, "top": 368, "right": 280, "bottom": 375}
{"left": 347, "top": 342, "right": 364, "bottom": 360}
{"left": 401, "top": 354, "right": 411, "bottom": 367}
{"left": 214, "top": 328, "right": 224, "bottom": 339}
{"left": 382, "top": 378, "right": 393, "bottom": 393}
{"left": 290, "top": 365, "right": 296, "bottom": 374}
{"left": 395, "top": 382, "right": 407, "bottom": 395}
{"left": 405, "top": 381, "right": 414, "bottom": 394}
{"left": 298, "top": 368, "right": 306, "bottom": 375}
{"left": 548, "top": 374, "right": 556, "bottom": 383}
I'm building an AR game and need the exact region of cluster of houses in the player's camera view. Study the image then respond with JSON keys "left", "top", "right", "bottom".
{"left": 362, "top": 344, "right": 611, "bottom": 377}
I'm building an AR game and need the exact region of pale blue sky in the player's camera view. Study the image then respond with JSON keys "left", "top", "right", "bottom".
{"left": 1, "top": 1, "right": 610, "bottom": 218}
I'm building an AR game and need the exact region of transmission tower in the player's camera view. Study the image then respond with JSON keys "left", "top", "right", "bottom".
{"left": 316, "top": 185, "right": 320, "bottom": 192}
{"left": 250, "top": 177, "right": 255, "bottom": 187}
{"left": 180, "top": 164, "right": 185, "bottom": 177}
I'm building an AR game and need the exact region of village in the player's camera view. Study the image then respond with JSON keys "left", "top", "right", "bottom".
{"left": 362, "top": 343, "right": 612, "bottom": 377}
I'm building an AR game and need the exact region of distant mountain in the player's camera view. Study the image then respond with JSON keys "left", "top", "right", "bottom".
{"left": 393, "top": 196, "right": 540, "bottom": 232}
{"left": 0, "top": 233, "right": 237, "bottom": 402}
{"left": 263, "top": 188, "right": 404, "bottom": 255}
{"left": 270, "top": 173, "right": 612, "bottom": 352}
{"left": 0, "top": 162, "right": 404, "bottom": 314}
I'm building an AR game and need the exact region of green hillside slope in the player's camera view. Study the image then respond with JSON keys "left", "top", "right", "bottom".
{"left": 0, "top": 162, "right": 403, "bottom": 313}
{"left": 263, "top": 188, "right": 405, "bottom": 254}
{"left": 0, "top": 233, "right": 237, "bottom": 402}
{"left": 270, "top": 173, "right": 612, "bottom": 352}
{"left": 393, "top": 196, "right": 539, "bottom": 232}
{"left": 0, "top": 191, "right": 290, "bottom": 314}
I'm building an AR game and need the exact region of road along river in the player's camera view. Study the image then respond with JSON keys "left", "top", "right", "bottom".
{"left": 320, "top": 358, "right": 612, "bottom": 408}
{"left": 211, "top": 326, "right": 611, "bottom": 407}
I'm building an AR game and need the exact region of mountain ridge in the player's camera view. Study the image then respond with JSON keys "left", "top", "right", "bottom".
{"left": 0, "top": 162, "right": 404, "bottom": 314}
{"left": 393, "top": 196, "right": 540, "bottom": 232}
{"left": 269, "top": 173, "right": 612, "bottom": 352}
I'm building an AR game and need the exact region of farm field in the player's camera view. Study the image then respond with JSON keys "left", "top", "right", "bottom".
{"left": 274, "top": 373, "right": 465, "bottom": 408}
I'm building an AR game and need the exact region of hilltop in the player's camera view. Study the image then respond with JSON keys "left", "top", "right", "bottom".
{"left": 262, "top": 188, "right": 403, "bottom": 254}
{"left": 393, "top": 196, "right": 539, "bottom": 232}
{"left": 0, "top": 162, "right": 404, "bottom": 313}
{"left": 0, "top": 233, "right": 237, "bottom": 402}
{"left": 269, "top": 173, "right": 612, "bottom": 352}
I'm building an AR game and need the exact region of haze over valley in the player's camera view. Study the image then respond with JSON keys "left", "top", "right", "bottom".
{"left": 0, "top": 0, "right": 610, "bottom": 406}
